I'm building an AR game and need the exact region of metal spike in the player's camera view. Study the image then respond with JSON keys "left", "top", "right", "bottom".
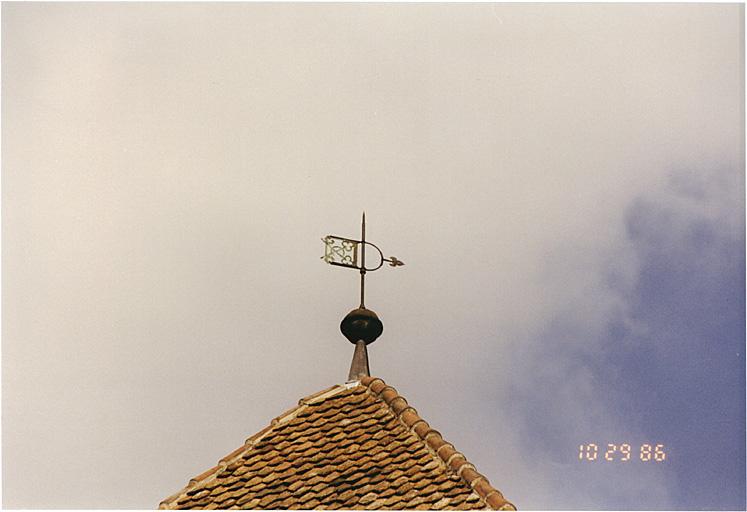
{"left": 347, "top": 340, "right": 370, "bottom": 380}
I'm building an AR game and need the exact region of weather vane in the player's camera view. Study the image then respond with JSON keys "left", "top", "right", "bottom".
{"left": 321, "top": 212, "right": 404, "bottom": 309}
{"left": 321, "top": 212, "right": 404, "bottom": 381}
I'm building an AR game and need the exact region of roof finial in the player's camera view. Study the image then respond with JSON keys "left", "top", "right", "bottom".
{"left": 321, "top": 213, "right": 405, "bottom": 379}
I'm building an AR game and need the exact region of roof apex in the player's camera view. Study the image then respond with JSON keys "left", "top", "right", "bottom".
{"left": 160, "top": 376, "right": 515, "bottom": 510}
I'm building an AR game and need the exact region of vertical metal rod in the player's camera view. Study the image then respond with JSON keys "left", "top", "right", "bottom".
{"left": 359, "top": 211, "right": 366, "bottom": 308}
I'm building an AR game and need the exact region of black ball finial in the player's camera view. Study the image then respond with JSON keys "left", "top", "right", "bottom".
{"left": 340, "top": 307, "right": 383, "bottom": 345}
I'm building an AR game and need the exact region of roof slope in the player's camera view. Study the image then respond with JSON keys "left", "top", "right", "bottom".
{"left": 160, "top": 376, "right": 515, "bottom": 510}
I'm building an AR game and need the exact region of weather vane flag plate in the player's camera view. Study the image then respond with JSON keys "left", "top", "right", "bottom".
{"left": 321, "top": 235, "right": 361, "bottom": 269}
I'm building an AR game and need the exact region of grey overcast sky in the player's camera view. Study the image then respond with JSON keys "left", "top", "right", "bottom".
{"left": 2, "top": 3, "right": 744, "bottom": 510}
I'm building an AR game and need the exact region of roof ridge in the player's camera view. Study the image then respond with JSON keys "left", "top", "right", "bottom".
{"left": 159, "top": 383, "right": 352, "bottom": 509}
{"left": 360, "top": 375, "right": 516, "bottom": 511}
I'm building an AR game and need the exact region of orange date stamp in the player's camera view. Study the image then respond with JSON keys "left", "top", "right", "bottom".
{"left": 579, "top": 443, "right": 666, "bottom": 462}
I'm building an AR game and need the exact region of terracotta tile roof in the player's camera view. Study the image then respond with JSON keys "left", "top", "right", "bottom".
{"left": 159, "top": 376, "right": 515, "bottom": 510}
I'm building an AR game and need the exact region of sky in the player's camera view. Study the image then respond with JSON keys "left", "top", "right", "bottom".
{"left": 1, "top": 3, "right": 744, "bottom": 510}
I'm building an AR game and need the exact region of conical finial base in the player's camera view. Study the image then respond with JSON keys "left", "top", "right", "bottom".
{"left": 348, "top": 340, "right": 370, "bottom": 381}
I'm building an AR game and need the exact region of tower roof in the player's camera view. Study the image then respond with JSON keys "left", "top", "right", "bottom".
{"left": 159, "top": 376, "right": 515, "bottom": 510}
